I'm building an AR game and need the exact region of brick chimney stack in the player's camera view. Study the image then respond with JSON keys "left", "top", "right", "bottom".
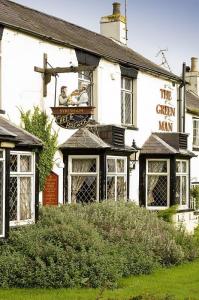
{"left": 186, "top": 57, "right": 199, "bottom": 96}
{"left": 100, "top": 2, "right": 127, "bottom": 45}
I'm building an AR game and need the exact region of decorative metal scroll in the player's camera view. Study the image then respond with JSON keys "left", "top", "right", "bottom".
{"left": 51, "top": 106, "right": 95, "bottom": 129}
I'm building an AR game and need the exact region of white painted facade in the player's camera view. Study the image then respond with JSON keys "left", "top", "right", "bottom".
{"left": 0, "top": 27, "right": 183, "bottom": 205}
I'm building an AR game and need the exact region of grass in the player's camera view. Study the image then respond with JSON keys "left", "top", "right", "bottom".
{"left": 0, "top": 260, "right": 199, "bottom": 300}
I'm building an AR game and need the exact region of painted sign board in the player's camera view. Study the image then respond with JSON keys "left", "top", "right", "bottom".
{"left": 156, "top": 87, "right": 175, "bottom": 132}
{"left": 51, "top": 106, "right": 95, "bottom": 129}
{"left": 43, "top": 171, "right": 58, "bottom": 206}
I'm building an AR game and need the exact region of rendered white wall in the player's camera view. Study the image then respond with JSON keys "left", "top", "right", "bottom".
{"left": 100, "top": 18, "right": 126, "bottom": 45}
{"left": 125, "top": 72, "right": 178, "bottom": 148}
{"left": 0, "top": 28, "right": 181, "bottom": 205}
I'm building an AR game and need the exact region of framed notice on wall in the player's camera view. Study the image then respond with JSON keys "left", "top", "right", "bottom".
{"left": 43, "top": 171, "right": 58, "bottom": 206}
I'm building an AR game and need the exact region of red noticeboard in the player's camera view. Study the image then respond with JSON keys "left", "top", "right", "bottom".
{"left": 43, "top": 171, "right": 58, "bottom": 206}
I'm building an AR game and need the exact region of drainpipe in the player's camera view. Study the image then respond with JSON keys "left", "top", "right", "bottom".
{"left": 178, "top": 62, "right": 186, "bottom": 133}
{"left": 178, "top": 82, "right": 182, "bottom": 133}
{"left": 182, "top": 62, "right": 186, "bottom": 133}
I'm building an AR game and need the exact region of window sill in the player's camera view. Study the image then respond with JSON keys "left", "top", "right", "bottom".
{"left": 10, "top": 219, "right": 35, "bottom": 227}
{"left": 176, "top": 208, "right": 194, "bottom": 213}
{"left": 121, "top": 124, "right": 139, "bottom": 130}
{"left": 146, "top": 206, "right": 169, "bottom": 211}
{"left": 192, "top": 147, "right": 199, "bottom": 151}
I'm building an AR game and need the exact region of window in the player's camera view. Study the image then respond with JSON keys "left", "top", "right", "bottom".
{"left": 68, "top": 156, "right": 99, "bottom": 203}
{"left": 193, "top": 119, "right": 199, "bottom": 147}
{"left": 106, "top": 156, "right": 127, "bottom": 201}
{"left": 0, "top": 36, "right": 2, "bottom": 111}
{"left": 0, "top": 150, "right": 5, "bottom": 237}
{"left": 176, "top": 160, "right": 189, "bottom": 208}
{"left": 10, "top": 152, "right": 35, "bottom": 225}
{"left": 78, "top": 71, "right": 93, "bottom": 106}
{"left": 146, "top": 159, "right": 170, "bottom": 209}
{"left": 121, "top": 76, "right": 133, "bottom": 125}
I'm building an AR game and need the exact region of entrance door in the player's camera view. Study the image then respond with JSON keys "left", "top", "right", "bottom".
{"left": 0, "top": 150, "right": 5, "bottom": 238}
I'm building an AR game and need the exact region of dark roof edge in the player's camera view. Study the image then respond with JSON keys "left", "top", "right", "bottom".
{"left": 1, "top": 21, "right": 181, "bottom": 82}
{"left": 187, "top": 107, "right": 199, "bottom": 116}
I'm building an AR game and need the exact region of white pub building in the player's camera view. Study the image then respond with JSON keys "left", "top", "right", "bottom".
{"left": 0, "top": 0, "right": 198, "bottom": 236}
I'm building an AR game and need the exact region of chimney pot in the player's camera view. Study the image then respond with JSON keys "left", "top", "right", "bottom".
{"left": 191, "top": 57, "right": 199, "bottom": 72}
{"left": 113, "top": 2, "right": 121, "bottom": 15}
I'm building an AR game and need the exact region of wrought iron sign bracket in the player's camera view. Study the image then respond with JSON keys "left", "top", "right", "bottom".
{"left": 34, "top": 53, "right": 96, "bottom": 97}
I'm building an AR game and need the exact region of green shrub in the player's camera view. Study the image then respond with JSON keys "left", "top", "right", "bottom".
{"left": 157, "top": 205, "right": 178, "bottom": 223}
{"left": 20, "top": 106, "right": 58, "bottom": 191}
{"left": 190, "top": 185, "right": 199, "bottom": 210}
{"left": 0, "top": 202, "right": 198, "bottom": 288}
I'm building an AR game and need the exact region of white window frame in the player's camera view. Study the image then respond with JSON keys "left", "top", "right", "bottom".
{"left": 146, "top": 159, "right": 170, "bottom": 210}
{"left": 193, "top": 118, "right": 199, "bottom": 148}
{"left": 68, "top": 155, "right": 99, "bottom": 204}
{"left": 0, "top": 150, "right": 5, "bottom": 238}
{"left": 176, "top": 159, "right": 189, "bottom": 209}
{"left": 121, "top": 76, "right": 134, "bottom": 126}
{"left": 10, "top": 151, "right": 35, "bottom": 226}
{"left": 106, "top": 156, "right": 127, "bottom": 201}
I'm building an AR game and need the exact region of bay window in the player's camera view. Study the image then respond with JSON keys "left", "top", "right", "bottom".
{"left": 106, "top": 156, "right": 127, "bottom": 201}
{"left": 176, "top": 160, "right": 189, "bottom": 208}
{"left": 146, "top": 159, "right": 170, "bottom": 209}
{"left": 10, "top": 152, "right": 35, "bottom": 225}
{"left": 0, "top": 150, "right": 5, "bottom": 237}
{"left": 68, "top": 156, "right": 99, "bottom": 203}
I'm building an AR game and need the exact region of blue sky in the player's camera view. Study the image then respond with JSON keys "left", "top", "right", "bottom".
{"left": 12, "top": 0, "right": 199, "bottom": 75}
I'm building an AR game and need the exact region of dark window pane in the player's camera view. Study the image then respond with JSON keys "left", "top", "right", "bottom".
{"left": 117, "top": 159, "right": 125, "bottom": 173}
{"left": 117, "top": 176, "right": 127, "bottom": 200}
{"left": 107, "top": 159, "right": 116, "bottom": 173}
{"left": 72, "top": 159, "right": 96, "bottom": 173}
{"left": 71, "top": 176, "right": 97, "bottom": 203}
{"left": 10, "top": 155, "right": 17, "bottom": 172}
{"left": 148, "top": 161, "right": 167, "bottom": 173}
{"left": 20, "top": 177, "right": 32, "bottom": 220}
{"left": 182, "top": 176, "right": 187, "bottom": 205}
{"left": 0, "top": 162, "right": 4, "bottom": 235}
{"left": 10, "top": 177, "right": 18, "bottom": 221}
{"left": 107, "top": 176, "right": 115, "bottom": 200}
{"left": 147, "top": 175, "right": 168, "bottom": 207}
{"left": 20, "top": 155, "right": 32, "bottom": 172}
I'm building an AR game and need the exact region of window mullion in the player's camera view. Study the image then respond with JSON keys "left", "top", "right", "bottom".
{"left": 114, "top": 175, "right": 117, "bottom": 201}
{"left": 17, "top": 177, "right": 20, "bottom": 222}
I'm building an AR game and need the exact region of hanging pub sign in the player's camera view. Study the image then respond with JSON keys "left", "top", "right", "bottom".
{"left": 51, "top": 106, "right": 95, "bottom": 129}
{"left": 34, "top": 53, "right": 96, "bottom": 129}
{"left": 156, "top": 87, "right": 175, "bottom": 132}
{"left": 51, "top": 84, "right": 95, "bottom": 129}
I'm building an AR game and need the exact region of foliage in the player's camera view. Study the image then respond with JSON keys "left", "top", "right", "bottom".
{"left": 0, "top": 202, "right": 198, "bottom": 288}
{"left": 157, "top": 205, "right": 178, "bottom": 223}
{"left": 190, "top": 185, "right": 199, "bottom": 210}
{"left": 20, "top": 106, "right": 58, "bottom": 190}
{"left": 129, "top": 296, "right": 175, "bottom": 300}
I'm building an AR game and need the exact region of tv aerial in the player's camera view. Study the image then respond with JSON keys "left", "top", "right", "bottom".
{"left": 156, "top": 48, "right": 172, "bottom": 73}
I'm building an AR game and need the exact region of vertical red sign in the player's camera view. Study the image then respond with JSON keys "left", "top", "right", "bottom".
{"left": 43, "top": 171, "right": 58, "bottom": 206}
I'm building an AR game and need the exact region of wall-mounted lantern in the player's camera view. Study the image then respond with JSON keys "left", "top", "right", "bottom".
{"left": 129, "top": 140, "right": 141, "bottom": 171}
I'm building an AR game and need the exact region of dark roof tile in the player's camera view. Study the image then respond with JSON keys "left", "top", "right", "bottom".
{"left": 0, "top": 116, "right": 42, "bottom": 147}
{"left": 186, "top": 90, "right": 199, "bottom": 114}
{"left": 59, "top": 128, "right": 110, "bottom": 149}
{"left": 0, "top": 0, "right": 180, "bottom": 81}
